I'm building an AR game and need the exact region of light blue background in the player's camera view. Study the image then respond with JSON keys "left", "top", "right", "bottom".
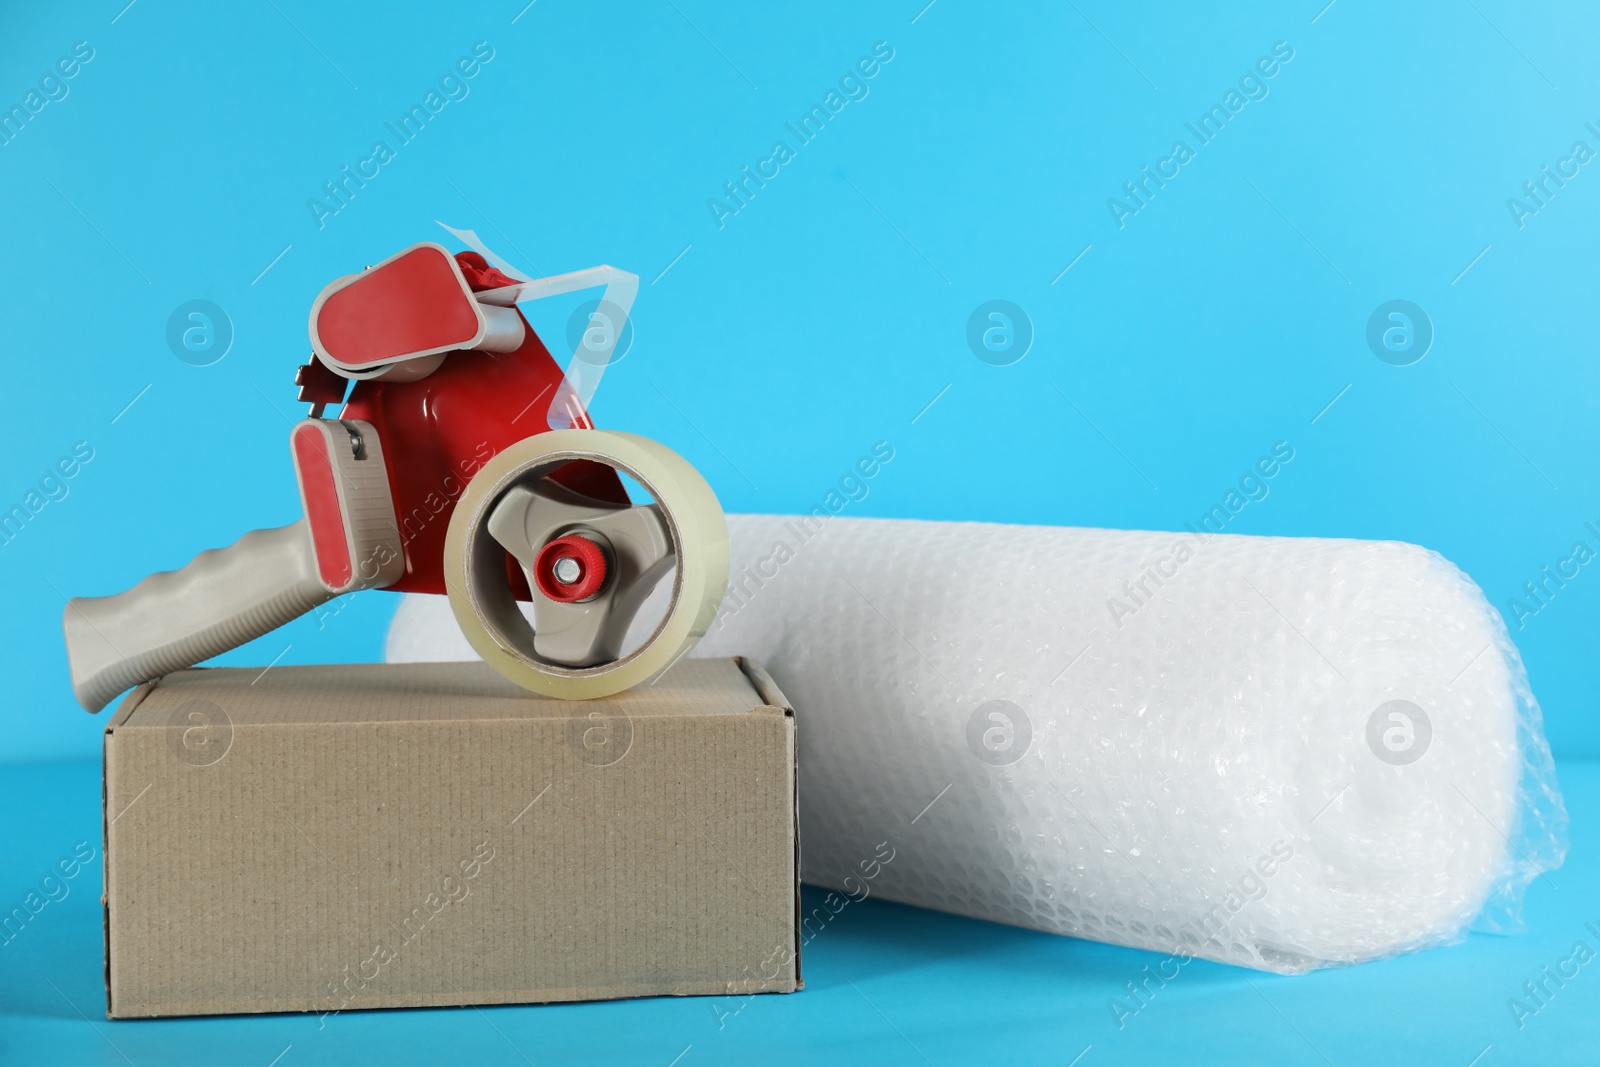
{"left": 1, "top": 1, "right": 1595, "bottom": 760}
{"left": 1, "top": 1, "right": 1597, "bottom": 1063}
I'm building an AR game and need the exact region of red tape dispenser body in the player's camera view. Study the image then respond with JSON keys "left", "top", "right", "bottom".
{"left": 64, "top": 237, "right": 728, "bottom": 712}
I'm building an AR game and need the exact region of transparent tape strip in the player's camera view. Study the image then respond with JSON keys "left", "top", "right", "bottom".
{"left": 437, "top": 222, "right": 639, "bottom": 431}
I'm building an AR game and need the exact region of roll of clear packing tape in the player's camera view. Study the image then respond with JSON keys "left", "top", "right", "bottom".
{"left": 388, "top": 514, "right": 1569, "bottom": 973}
{"left": 442, "top": 430, "right": 728, "bottom": 700}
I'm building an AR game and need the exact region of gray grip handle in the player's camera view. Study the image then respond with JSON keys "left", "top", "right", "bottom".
{"left": 64, "top": 520, "right": 333, "bottom": 712}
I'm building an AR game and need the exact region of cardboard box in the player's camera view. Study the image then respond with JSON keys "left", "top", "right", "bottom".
{"left": 101, "top": 657, "right": 799, "bottom": 1018}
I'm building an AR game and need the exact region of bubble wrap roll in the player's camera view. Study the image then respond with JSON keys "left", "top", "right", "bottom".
{"left": 386, "top": 515, "right": 1568, "bottom": 973}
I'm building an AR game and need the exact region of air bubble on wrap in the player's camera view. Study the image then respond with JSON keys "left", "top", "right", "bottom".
{"left": 386, "top": 514, "right": 1569, "bottom": 973}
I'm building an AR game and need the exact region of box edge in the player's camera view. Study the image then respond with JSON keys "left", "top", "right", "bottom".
{"left": 733, "top": 657, "right": 793, "bottom": 716}
{"left": 103, "top": 679, "right": 158, "bottom": 1019}
{"left": 735, "top": 657, "right": 803, "bottom": 990}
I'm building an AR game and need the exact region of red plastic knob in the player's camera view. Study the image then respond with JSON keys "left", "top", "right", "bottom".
{"left": 533, "top": 534, "right": 608, "bottom": 603}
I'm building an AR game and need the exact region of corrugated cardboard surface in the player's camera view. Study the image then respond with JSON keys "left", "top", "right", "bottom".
{"left": 103, "top": 657, "right": 798, "bottom": 1018}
